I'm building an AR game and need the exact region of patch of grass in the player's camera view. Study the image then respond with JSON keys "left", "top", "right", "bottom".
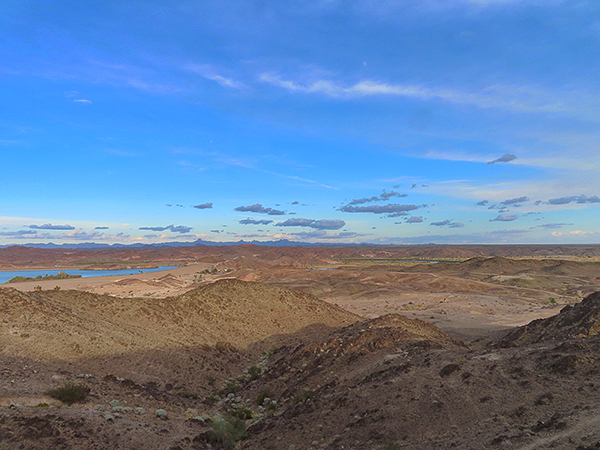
{"left": 46, "top": 383, "right": 89, "bottom": 405}
{"left": 208, "top": 415, "right": 247, "bottom": 450}
{"left": 36, "top": 403, "right": 49, "bottom": 407}
{"left": 292, "top": 390, "right": 315, "bottom": 404}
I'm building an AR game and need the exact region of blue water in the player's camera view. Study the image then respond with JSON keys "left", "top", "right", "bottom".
{"left": 0, "top": 266, "right": 177, "bottom": 284}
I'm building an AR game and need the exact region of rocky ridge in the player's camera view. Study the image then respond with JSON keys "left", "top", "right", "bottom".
{"left": 2, "top": 287, "right": 600, "bottom": 449}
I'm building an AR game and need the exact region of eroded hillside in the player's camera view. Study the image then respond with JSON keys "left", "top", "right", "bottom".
{"left": 2, "top": 274, "right": 600, "bottom": 449}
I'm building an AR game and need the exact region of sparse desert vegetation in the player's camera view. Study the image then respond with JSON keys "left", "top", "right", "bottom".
{"left": 1, "top": 245, "right": 600, "bottom": 449}
{"left": 46, "top": 383, "right": 90, "bottom": 405}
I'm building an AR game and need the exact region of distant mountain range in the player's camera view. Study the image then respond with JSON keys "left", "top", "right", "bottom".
{"left": 0, "top": 238, "right": 371, "bottom": 250}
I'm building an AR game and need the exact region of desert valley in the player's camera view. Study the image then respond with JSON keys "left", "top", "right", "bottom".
{"left": 2, "top": 243, "right": 600, "bottom": 449}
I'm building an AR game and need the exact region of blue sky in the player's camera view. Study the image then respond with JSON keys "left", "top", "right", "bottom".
{"left": 1, "top": 0, "right": 599, "bottom": 245}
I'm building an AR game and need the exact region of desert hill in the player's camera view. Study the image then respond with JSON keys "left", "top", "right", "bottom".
{"left": 1, "top": 292, "right": 600, "bottom": 449}
{"left": 499, "top": 291, "right": 600, "bottom": 346}
{"left": 0, "top": 279, "right": 360, "bottom": 362}
{"left": 224, "top": 297, "right": 600, "bottom": 450}
{"left": 3, "top": 244, "right": 600, "bottom": 272}
{"left": 410, "top": 255, "right": 600, "bottom": 278}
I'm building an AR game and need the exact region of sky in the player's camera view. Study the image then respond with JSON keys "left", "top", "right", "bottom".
{"left": 1, "top": 0, "right": 600, "bottom": 246}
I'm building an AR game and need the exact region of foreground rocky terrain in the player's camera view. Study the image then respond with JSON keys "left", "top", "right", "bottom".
{"left": 1, "top": 279, "right": 600, "bottom": 449}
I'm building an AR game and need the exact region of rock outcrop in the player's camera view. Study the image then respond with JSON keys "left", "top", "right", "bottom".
{"left": 499, "top": 291, "right": 600, "bottom": 346}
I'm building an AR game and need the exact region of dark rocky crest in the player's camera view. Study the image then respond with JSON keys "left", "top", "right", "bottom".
{"left": 499, "top": 291, "right": 600, "bottom": 347}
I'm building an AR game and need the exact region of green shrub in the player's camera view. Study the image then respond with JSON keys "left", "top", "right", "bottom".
{"left": 382, "top": 443, "right": 401, "bottom": 450}
{"left": 227, "top": 407, "right": 252, "bottom": 420}
{"left": 247, "top": 365, "right": 261, "bottom": 380}
{"left": 46, "top": 383, "right": 89, "bottom": 405}
{"left": 208, "top": 415, "right": 247, "bottom": 450}
{"left": 265, "top": 403, "right": 276, "bottom": 417}
{"left": 36, "top": 403, "right": 49, "bottom": 407}
{"left": 179, "top": 390, "right": 198, "bottom": 399}
{"left": 292, "top": 390, "right": 315, "bottom": 404}
{"left": 256, "top": 389, "right": 272, "bottom": 406}
{"left": 218, "top": 379, "right": 240, "bottom": 396}
{"left": 204, "top": 395, "right": 219, "bottom": 404}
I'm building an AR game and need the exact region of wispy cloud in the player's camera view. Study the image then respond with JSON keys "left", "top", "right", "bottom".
{"left": 260, "top": 73, "right": 589, "bottom": 116}
{"left": 551, "top": 230, "right": 600, "bottom": 237}
{"left": 73, "top": 99, "right": 92, "bottom": 104}
{"left": 0, "top": 230, "right": 38, "bottom": 237}
{"left": 537, "top": 223, "right": 573, "bottom": 229}
{"left": 6, "top": 230, "right": 131, "bottom": 241}
{"left": 104, "top": 149, "right": 141, "bottom": 157}
{"left": 372, "top": 228, "right": 533, "bottom": 245}
{"left": 184, "top": 64, "right": 246, "bottom": 89}
{"left": 289, "top": 230, "right": 367, "bottom": 240}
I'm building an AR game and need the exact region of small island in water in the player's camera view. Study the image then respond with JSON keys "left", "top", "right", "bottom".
{"left": 7, "top": 271, "right": 82, "bottom": 283}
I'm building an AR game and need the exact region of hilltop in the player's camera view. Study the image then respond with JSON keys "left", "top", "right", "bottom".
{"left": 0, "top": 279, "right": 359, "bottom": 358}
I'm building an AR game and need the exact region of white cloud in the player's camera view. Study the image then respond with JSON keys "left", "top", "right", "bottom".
{"left": 73, "top": 99, "right": 91, "bottom": 104}
{"left": 184, "top": 64, "right": 246, "bottom": 89}
{"left": 353, "top": 0, "right": 565, "bottom": 15}
{"left": 551, "top": 230, "right": 600, "bottom": 237}
{"left": 259, "top": 73, "right": 600, "bottom": 119}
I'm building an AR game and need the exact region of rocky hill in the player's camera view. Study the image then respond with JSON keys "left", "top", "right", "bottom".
{"left": 0, "top": 279, "right": 359, "bottom": 360}
{"left": 228, "top": 303, "right": 600, "bottom": 449}
{"left": 498, "top": 291, "right": 600, "bottom": 346}
{"left": 2, "top": 288, "right": 600, "bottom": 449}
